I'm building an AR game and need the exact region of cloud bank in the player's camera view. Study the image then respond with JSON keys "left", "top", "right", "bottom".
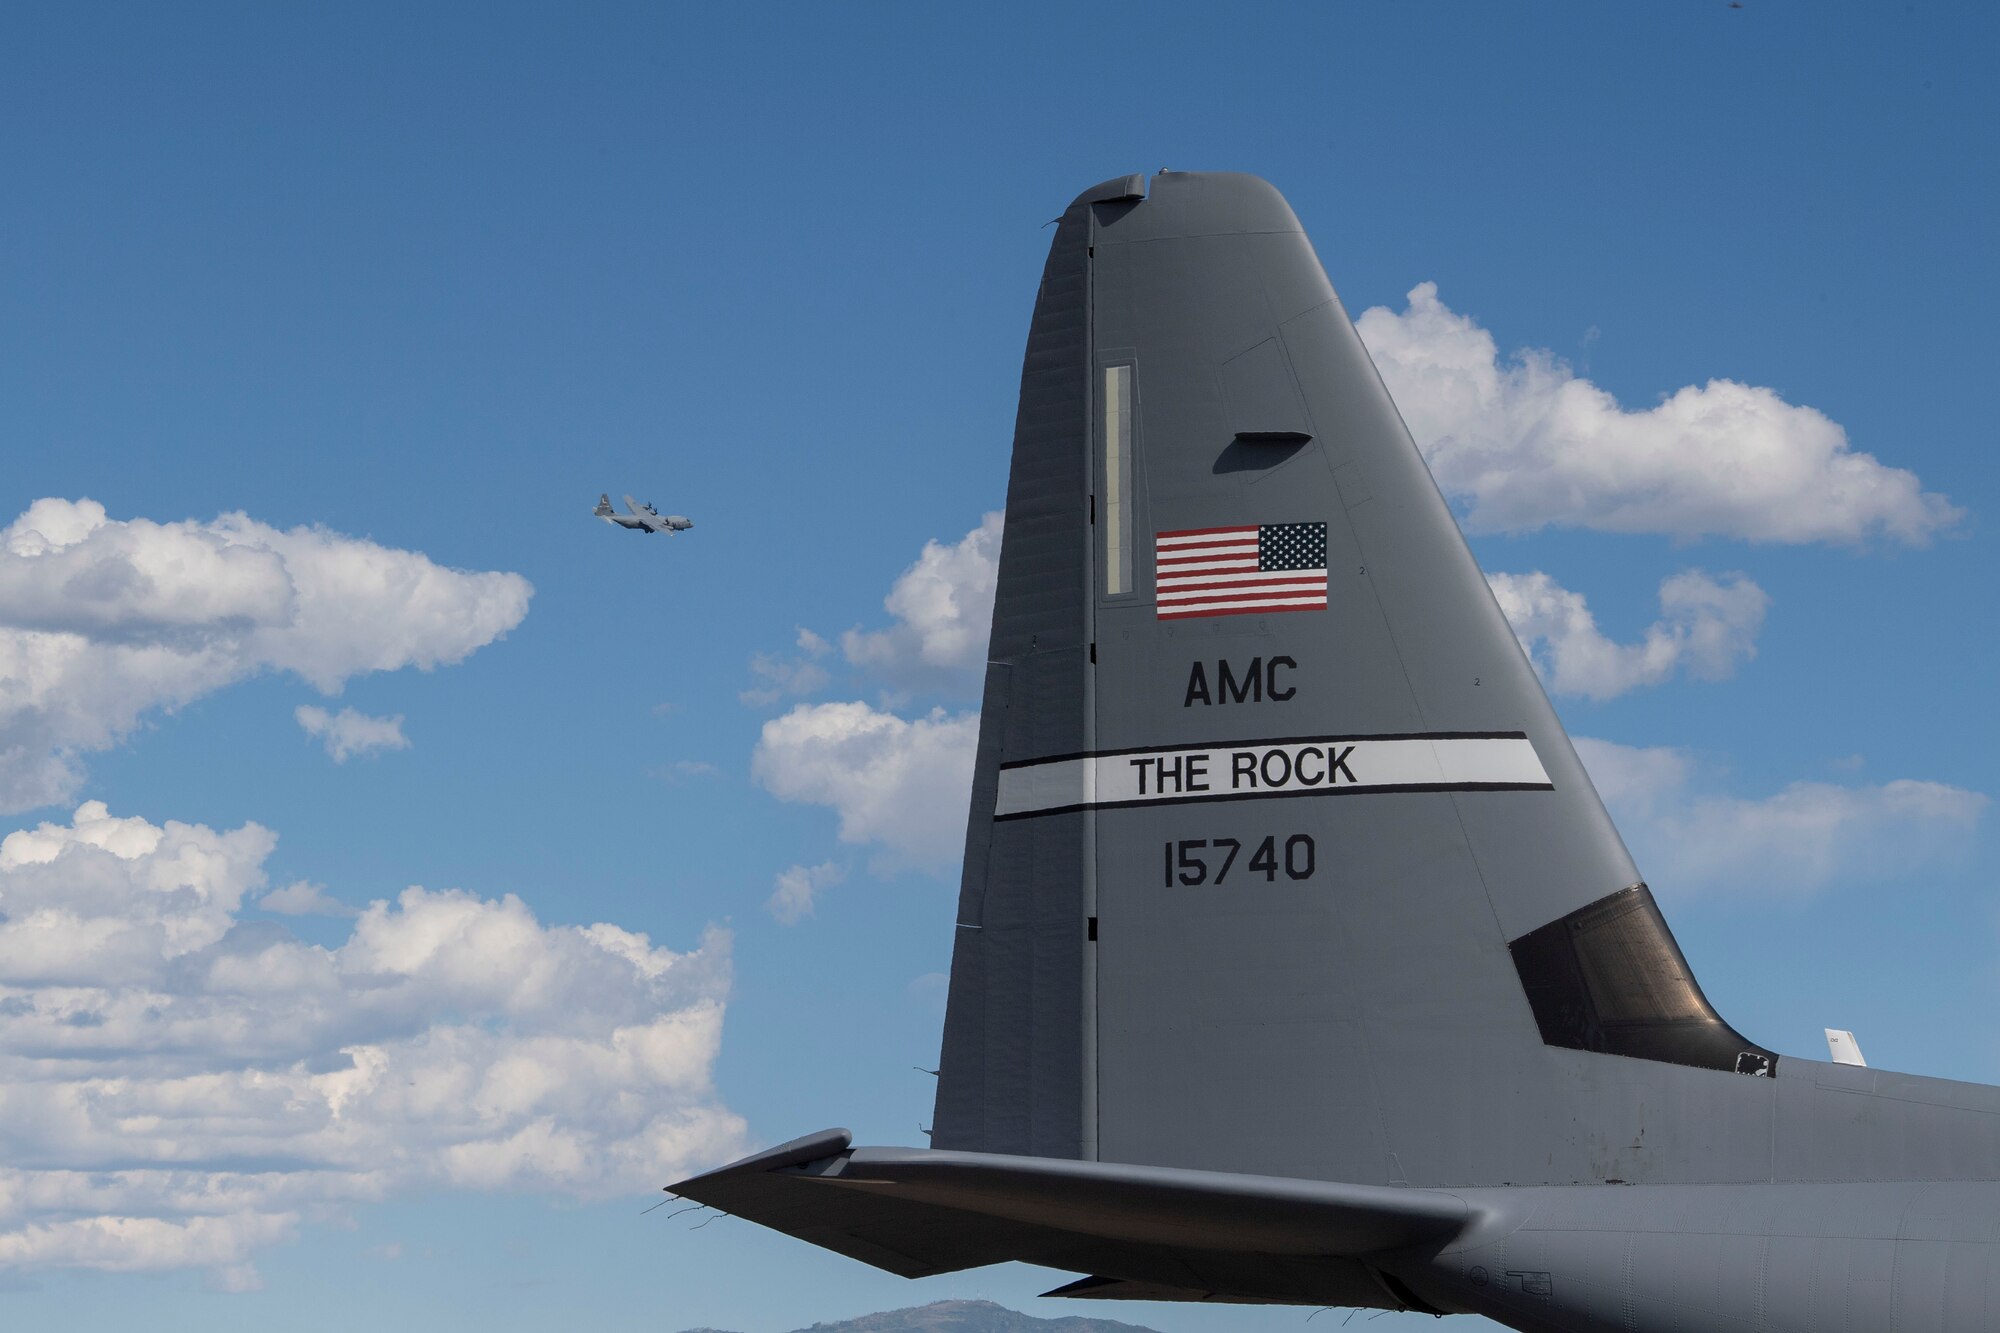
{"left": 0, "top": 499, "right": 531, "bottom": 811}
{"left": 1489, "top": 569, "right": 1768, "bottom": 700}
{"left": 1575, "top": 737, "right": 1986, "bottom": 894}
{"left": 0, "top": 803, "right": 741, "bottom": 1286}
{"left": 1356, "top": 284, "right": 1958, "bottom": 544}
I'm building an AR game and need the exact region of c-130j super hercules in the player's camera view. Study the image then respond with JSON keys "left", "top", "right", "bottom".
{"left": 674, "top": 174, "right": 2000, "bottom": 1331}
{"left": 594, "top": 493, "right": 693, "bottom": 535}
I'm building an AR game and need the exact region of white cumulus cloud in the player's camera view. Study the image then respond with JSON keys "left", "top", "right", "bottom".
{"left": 766, "top": 862, "right": 844, "bottom": 925}
{"left": 295, "top": 706, "right": 410, "bottom": 763}
{"left": 751, "top": 702, "right": 978, "bottom": 872}
{"left": 1489, "top": 569, "right": 1768, "bottom": 701}
{"left": 1575, "top": 737, "right": 1987, "bottom": 894}
{"left": 0, "top": 499, "right": 531, "bottom": 812}
{"left": 840, "top": 513, "right": 1001, "bottom": 693}
{"left": 0, "top": 802, "right": 742, "bottom": 1288}
{"left": 1355, "top": 284, "right": 1959, "bottom": 544}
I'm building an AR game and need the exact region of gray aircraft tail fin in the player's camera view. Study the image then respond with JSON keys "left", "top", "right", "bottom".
{"left": 595, "top": 493, "right": 615, "bottom": 516}
{"left": 932, "top": 172, "right": 1773, "bottom": 1190}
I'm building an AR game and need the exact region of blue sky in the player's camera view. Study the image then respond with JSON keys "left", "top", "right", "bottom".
{"left": 2, "top": 2, "right": 1997, "bottom": 1328}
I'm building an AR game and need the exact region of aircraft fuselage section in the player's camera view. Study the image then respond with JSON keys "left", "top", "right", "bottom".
{"left": 1413, "top": 1180, "right": 2000, "bottom": 1332}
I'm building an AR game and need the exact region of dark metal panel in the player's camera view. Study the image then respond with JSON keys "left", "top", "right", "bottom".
{"left": 1509, "top": 884, "right": 1779, "bottom": 1076}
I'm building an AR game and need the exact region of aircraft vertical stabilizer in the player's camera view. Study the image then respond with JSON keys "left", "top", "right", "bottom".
{"left": 932, "top": 171, "right": 1776, "bottom": 1188}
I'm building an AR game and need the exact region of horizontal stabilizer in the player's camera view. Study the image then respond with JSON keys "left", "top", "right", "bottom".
{"left": 669, "top": 1131, "right": 1471, "bottom": 1282}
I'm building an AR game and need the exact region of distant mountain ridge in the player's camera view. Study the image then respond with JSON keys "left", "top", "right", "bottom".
{"left": 681, "top": 1297, "right": 1166, "bottom": 1333}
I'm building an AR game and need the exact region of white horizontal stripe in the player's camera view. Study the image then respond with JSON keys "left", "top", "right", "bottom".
{"left": 1153, "top": 557, "right": 1259, "bottom": 575}
{"left": 995, "top": 736, "right": 1551, "bottom": 816}
{"left": 1158, "top": 578, "right": 1328, "bottom": 598}
{"left": 1157, "top": 529, "right": 1257, "bottom": 548}
{"left": 1159, "top": 590, "right": 1327, "bottom": 607}
{"left": 1157, "top": 550, "right": 1258, "bottom": 565}
{"left": 1158, "top": 567, "right": 1327, "bottom": 588}
{"left": 1161, "top": 595, "right": 1328, "bottom": 614}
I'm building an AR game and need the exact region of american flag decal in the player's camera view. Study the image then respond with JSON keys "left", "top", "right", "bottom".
{"left": 1155, "top": 522, "right": 1329, "bottom": 620}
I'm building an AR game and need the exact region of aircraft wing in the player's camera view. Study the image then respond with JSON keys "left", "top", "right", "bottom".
{"left": 612, "top": 494, "right": 660, "bottom": 532}
{"left": 670, "top": 1130, "right": 1472, "bottom": 1291}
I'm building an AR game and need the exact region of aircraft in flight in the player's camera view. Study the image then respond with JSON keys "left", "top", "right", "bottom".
{"left": 594, "top": 493, "right": 692, "bottom": 535}
{"left": 672, "top": 173, "right": 2000, "bottom": 1331}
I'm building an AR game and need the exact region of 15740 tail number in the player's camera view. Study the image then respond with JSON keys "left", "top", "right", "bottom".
{"left": 1162, "top": 836, "right": 1315, "bottom": 886}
